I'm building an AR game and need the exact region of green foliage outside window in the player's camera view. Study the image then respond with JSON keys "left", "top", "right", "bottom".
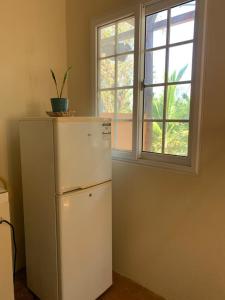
{"left": 148, "top": 65, "right": 190, "bottom": 156}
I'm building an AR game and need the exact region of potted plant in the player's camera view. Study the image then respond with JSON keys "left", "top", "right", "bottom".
{"left": 50, "top": 67, "right": 71, "bottom": 112}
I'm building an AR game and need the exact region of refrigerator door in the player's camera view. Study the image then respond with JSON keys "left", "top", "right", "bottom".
{"left": 54, "top": 117, "right": 111, "bottom": 194}
{"left": 57, "top": 181, "right": 112, "bottom": 300}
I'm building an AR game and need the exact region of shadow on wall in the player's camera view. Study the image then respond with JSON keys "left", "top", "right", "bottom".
{"left": 5, "top": 102, "right": 44, "bottom": 270}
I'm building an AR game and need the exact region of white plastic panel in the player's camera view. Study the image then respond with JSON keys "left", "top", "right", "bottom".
{"left": 58, "top": 181, "right": 112, "bottom": 300}
{"left": 54, "top": 118, "right": 112, "bottom": 194}
{"left": 20, "top": 119, "right": 58, "bottom": 300}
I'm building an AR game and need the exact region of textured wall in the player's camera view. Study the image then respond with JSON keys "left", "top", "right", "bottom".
{"left": 0, "top": 0, "right": 67, "bottom": 269}
{"left": 66, "top": 0, "right": 225, "bottom": 299}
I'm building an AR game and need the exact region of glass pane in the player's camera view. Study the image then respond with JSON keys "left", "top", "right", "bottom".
{"left": 146, "top": 10, "right": 167, "bottom": 49}
{"left": 117, "top": 89, "right": 133, "bottom": 117}
{"left": 170, "top": 1, "right": 196, "bottom": 44}
{"left": 165, "top": 122, "right": 189, "bottom": 156}
{"left": 99, "top": 24, "right": 115, "bottom": 57}
{"left": 117, "top": 17, "right": 135, "bottom": 54}
{"left": 145, "top": 49, "right": 166, "bottom": 85}
{"left": 167, "top": 84, "right": 191, "bottom": 120}
{"left": 99, "top": 90, "right": 115, "bottom": 117}
{"left": 117, "top": 54, "right": 134, "bottom": 87}
{"left": 112, "top": 121, "right": 132, "bottom": 151}
{"left": 144, "top": 86, "right": 164, "bottom": 119}
{"left": 99, "top": 58, "right": 115, "bottom": 88}
{"left": 168, "top": 43, "right": 193, "bottom": 82}
{"left": 143, "top": 121, "right": 163, "bottom": 153}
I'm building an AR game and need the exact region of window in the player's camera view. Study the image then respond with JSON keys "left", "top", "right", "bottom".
{"left": 97, "top": 17, "right": 135, "bottom": 151}
{"left": 94, "top": 0, "right": 206, "bottom": 172}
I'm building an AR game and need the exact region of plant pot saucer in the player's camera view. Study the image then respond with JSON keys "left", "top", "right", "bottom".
{"left": 46, "top": 110, "right": 76, "bottom": 117}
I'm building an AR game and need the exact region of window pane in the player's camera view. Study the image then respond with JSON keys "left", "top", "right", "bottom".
{"left": 170, "top": 1, "right": 196, "bottom": 44}
{"left": 117, "top": 89, "right": 133, "bottom": 117}
{"left": 145, "top": 49, "right": 166, "bottom": 85}
{"left": 117, "top": 54, "right": 134, "bottom": 87}
{"left": 97, "top": 17, "right": 135, "bottom": 154}
{"left": 113, "top": 121, "right": 132, "bottom": 151}
{"left": 99, "top": 24, "right": 115, "bottom": 57}
{"left": 167, "top": 84, "right": 191, "bottom": 120}
{"left": 117, "top": 17, "right": 135, "bottom": 54}
{"left": 99, "top": 58, "right": 115, "bottom": 88}
{"left": 168, "top": 43, "right": 193, "bottom": 82}
{"left": 144, "top": 86, "right": 164, "bottom": 119}
{"left": 165, "top": 122, "right": 189, "bottom": 156}
{"left": 99, "top": 90, "right": 115, "bottom": 117}
{"left": 143, "top": 121, "right": 163, "bottom": 153}
{"left": 146, "top": 10, "right": 167, "bottom": 49}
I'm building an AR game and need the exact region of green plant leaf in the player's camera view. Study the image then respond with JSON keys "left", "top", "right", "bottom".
{"left": 59, "top": 66, "right": 72, "bottom": 98}
{"left": 50, "top": 69, "right": 59, "bottom": 98}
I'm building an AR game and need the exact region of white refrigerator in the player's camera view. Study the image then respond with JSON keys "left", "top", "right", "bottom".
{"left": 20, "top": 117, "right": 112, "bottom": 300}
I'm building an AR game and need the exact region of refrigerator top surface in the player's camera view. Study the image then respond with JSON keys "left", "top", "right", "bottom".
{"left": 20, "top": 117, "right": 111, "bottom": 123}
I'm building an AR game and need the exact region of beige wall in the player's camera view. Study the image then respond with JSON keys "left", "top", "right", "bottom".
{"left": 67, "top": 0, "right": 225, "bottom": 299}
{"left": 0, "top": 0, "right": 67, "bottom": 269}
{"left": 66, "top": 0, "right": 138, "bottom": 115}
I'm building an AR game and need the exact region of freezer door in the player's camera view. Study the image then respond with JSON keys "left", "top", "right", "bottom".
{"left": 54, "top": 118, "right": 111, "bottom": 194}
{"left": 58, "top": 181, "right": 112, "bottom": 300}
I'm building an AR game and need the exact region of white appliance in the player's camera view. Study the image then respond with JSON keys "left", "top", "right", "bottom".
{"left": 19, "top": 117, "right": 112, "bottom": 300}
{"left": 0, "top": 188, "right": 14, "bottom": 300}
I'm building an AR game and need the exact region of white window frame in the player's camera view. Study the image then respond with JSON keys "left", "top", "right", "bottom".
{"left": 91, "top": 0, "right": 207, "bottom": 173}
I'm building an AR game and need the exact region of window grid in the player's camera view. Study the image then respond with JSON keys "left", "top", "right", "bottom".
{"left": 97, "top": 17, "right": 135, "bottom": 151}
{"left": 142, "top": 1, "right": 195, "bottom": 157}
{"left": 94, "top": 0, "right": 205, "bottom": 170}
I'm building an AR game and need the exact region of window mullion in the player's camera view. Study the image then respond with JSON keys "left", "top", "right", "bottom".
{"left": 162, "top": 9, "right": 171, "bottom": 154}
{"left": 100, "top": 85, "right": 133, "bottom": 92}
{"left": 145, "top": 39, "right": 194, "bottom": 52}
{"left": 99, "top": 50, "right": 134, "bottom": 60}
{"left": 143, "top": 80, "right": 192, "bottom": 88}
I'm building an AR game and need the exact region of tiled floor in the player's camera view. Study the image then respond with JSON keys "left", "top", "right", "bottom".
{"left": 15, "top": 269, "right": 165, "bottom": 300}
